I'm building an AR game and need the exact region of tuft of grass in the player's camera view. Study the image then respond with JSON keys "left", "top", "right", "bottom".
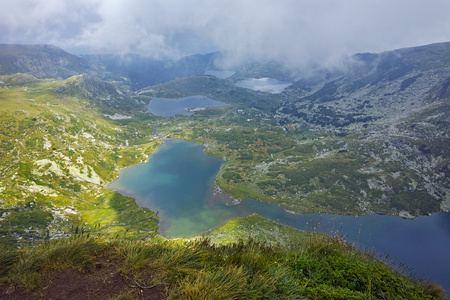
{"left": 0, "top": 249, "right": 20, "bottom": 276}
{"left": 7, "top": 236, "right": 103, "bottom": 290}
{"left": 422, "top": 282, "right": 448, "bottom": 300}
{"left": 168, "top": 265, "right": 291, "bottom": 300}
{"left": 113, "top": 239, "right": 169, "bottom": 272}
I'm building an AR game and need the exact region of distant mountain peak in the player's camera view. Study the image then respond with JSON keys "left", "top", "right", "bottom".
{"left": 0, "top": 44, "right": 95, "bottom": 79}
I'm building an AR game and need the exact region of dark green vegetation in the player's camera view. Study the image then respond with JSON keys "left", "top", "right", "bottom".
{"left": 0, "top": 217, "right": 445, "bottom": 299}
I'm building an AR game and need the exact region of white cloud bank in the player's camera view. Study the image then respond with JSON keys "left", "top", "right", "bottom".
{"left": 1, "top": 0, "right": 450, "bottom": 69}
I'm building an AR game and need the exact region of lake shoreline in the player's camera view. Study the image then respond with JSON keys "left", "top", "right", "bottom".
{"left": 107, "top": 139, "right": 450, "bottom": 291}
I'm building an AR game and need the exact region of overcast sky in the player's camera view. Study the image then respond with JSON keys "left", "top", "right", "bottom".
{"left": 2, "top": 0, "right": 450, "bottom": 69}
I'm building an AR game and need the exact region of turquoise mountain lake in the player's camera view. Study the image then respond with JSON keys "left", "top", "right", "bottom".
{"left": 108, "top": 139, "right": 248, "bottom": 237}
{"left": 108, "top": 139, "right": 450, "bottom": 291}
{"left": 147, "top": 95, "right": 227, "bottom": 117}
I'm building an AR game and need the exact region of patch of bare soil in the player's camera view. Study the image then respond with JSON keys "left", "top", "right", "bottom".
{"left": 0, "top": 257, "right": 165, "bottom": 300}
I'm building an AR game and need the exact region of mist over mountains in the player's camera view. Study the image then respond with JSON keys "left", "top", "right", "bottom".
{"left": 2, "top": 0, "right": 450, "bottom": 71}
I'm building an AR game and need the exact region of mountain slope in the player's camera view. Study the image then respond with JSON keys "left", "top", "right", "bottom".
{"left": 259, "top": 42, "right": 449, "bottom": 215}
{"left": 0, "top": 44, "right": 95, "bottom": 79}
{"left": 51, "top": 74, "right": 146, "bottom": 113}
{"left": 82, "top": 52, "right": 221, "bottom": 90}
{"left": 279, "top": 42, "right": 450, "bottom": 130}
{"left": 0, "top": 74, "right": 160, "bottom": 249}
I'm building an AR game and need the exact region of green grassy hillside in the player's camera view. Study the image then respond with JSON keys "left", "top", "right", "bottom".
{"left": 0, "top": 74, "right": 160, "bottom": 249}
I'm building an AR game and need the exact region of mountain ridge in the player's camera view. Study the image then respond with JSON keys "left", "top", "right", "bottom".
{"left": 0, "top": 44, "right": 96, "bottom": 79}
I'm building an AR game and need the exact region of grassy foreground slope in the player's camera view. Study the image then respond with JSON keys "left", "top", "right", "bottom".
{"left": 0, "top": 216, "right": 445, "bottom": 299}
{"left": 0, "top": 74, "right": 160, "bottom": 249}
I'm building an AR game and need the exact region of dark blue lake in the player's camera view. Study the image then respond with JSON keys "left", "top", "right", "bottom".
{"left": 108, "top": 139, "right": 450, "bottom": 292}
{"left": 147, "top": 95, "right": 227, "bottom": 117}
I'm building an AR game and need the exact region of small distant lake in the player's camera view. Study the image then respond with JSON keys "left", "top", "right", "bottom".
{"left": 204, "top": 70, "right": 235, "bottom": 79}
{"left": 147, "top": 95, "right": 227, "bottom": 117}
{"left": 108, "top": 139, "right": 450, "bottom": 291}
{"left": 235, "top": 78, "right": 292, "bottom": 94}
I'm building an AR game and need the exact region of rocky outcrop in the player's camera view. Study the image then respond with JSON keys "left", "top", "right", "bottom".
{"left": 431, "top": 76, "right": 450, "bottom": 100}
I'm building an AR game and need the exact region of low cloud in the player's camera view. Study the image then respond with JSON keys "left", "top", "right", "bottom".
{"left": 2, "top": 0, "right": 450, "bottom": 69}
